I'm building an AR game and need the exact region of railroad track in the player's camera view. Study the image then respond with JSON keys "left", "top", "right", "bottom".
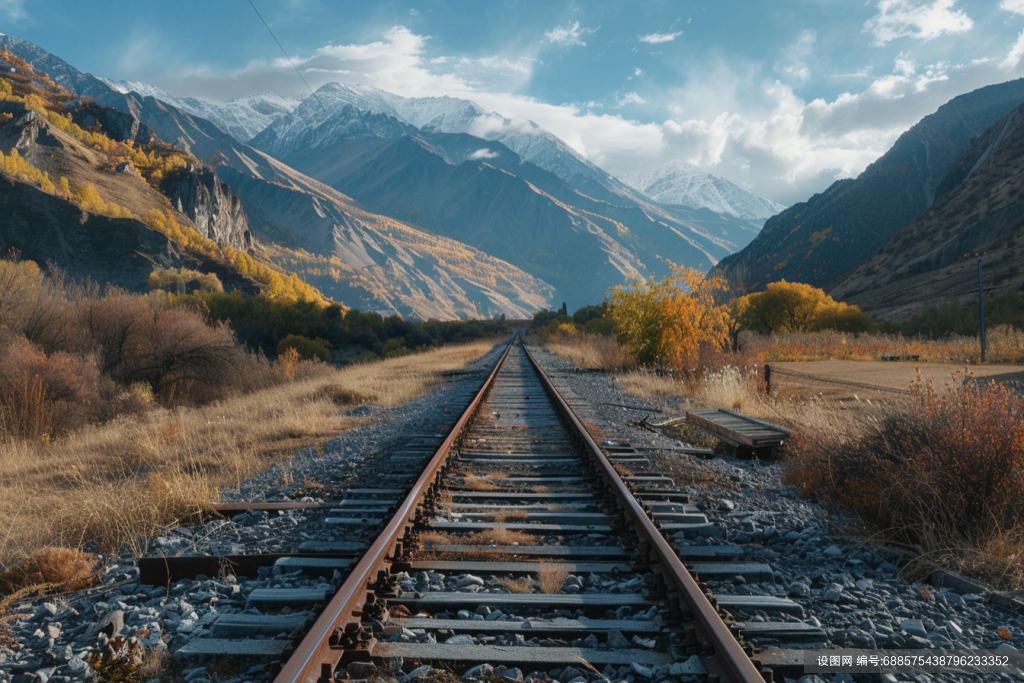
{"left": 164, "top": 336, "right": 865, "bottom": 682}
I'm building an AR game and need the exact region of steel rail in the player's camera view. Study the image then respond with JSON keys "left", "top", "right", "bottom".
{"left": 274, "top": 336, "right": 516, "bottom": 683}
{"left": 520, "top": 342, "right": 765, "bottom": 683}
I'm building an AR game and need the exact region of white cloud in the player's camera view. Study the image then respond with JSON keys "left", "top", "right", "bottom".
{"left": 616, "top": 92, "right": 647, "bottom": 106}
{"left": 863, "top": 0, "right": 973, "bottom": 46}
{"left": 478, "top": 56, "right": 533, "bottom": 74}
{"left": 1001, "top": 0, "right": 1024, "bottom": 14}
{"left": 544, "top": 21, "right": 593, "bottom": 47}
{"left": 130, "top": 24, "right": 1024, "bottom": 206}
{"left": 0, "top": 0, "right": 27, "bottom": 21}
{"left": 469, "top": 148, "right": 500, "bottom": 159}
{"left": 634, "top": 68, "right": 642, "bottom": 77}
{"left": 639, "top": 31, "right": 682, "bottom": 44}
{"left": 774, "top": 29, "right": 816, "bottom": 84}
{"left": 1002, "top": 30, "right": 1024, "bottom": 69}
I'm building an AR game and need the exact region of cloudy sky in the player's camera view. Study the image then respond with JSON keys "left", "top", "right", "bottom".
{"left": 6, "top": 0, "right": 1024, "bottom": 205}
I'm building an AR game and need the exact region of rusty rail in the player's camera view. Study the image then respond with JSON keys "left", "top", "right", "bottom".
{"left": 274, "top": 336, "right": 516, "bottom": 683}
{"left": 520, "top": 343, "right": 765, "bottom": 683}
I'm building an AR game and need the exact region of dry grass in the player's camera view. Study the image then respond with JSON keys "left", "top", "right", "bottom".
{"left": 785, "top": 380, "right": 1024, "bottom": 590}
{"left": 0, "top": 547, "right": 98, "bottom": 594}
{"left": 456, "top": 475, "right": 498, "bottom": 491}
{"left": 616, "top": 371, "right": 684, "bottom": 402}
{"left": 541, "top": 334, "right": 632, "bottom": 371}
{"left": 0, "top": 340, "right": 495, "bottom": 566}
{"left": 538, "top": 565, "right": 569, "bottom": 594}
{"left": 490, "top": 511, "right": 528, "bottom": 523}
{"left": 499, "top": 577, "right": 533, "bottom": 593}
{"left": 420, "top": 528, "right": 536, "bottom": 547}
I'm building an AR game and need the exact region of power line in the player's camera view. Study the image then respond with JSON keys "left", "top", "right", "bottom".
{"left": 246, "top": 0, "right": 316, "bottom": 97}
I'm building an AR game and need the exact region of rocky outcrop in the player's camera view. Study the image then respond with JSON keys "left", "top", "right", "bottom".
{"left": 69, "top": 102, "right": 156, "bottom": 145}
{"left": 163, "top": 166, "right": 253, "bottom": 251}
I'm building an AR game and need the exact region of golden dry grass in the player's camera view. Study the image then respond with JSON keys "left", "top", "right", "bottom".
{"left": 418, "top": 528, "right": 535, "bottom": 547}
{"left": 540, "top": 334, "right": 632, "bottom": 371}
{"left": 0, "top": 340, "right": 495, "bottom": 565}
{"left": 499, "top": 577, "right": 533, "bottom": 593}
{"left": 538, "top": 565, "right": 569, "bottom": 593}
{"left": 490, "top": 511, "right": 528, "bottom": 523}
{"left": 615, "top": 371, "right": 684, "bottom": 402}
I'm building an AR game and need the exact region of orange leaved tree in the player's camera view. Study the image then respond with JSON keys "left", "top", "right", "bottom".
{"left": 610, "top": 264, "right": 730, "bottom": 371}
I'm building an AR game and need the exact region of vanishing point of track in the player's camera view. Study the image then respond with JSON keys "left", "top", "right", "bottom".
{"left": 274, "top": 336, "right": 766, "bottom": 683}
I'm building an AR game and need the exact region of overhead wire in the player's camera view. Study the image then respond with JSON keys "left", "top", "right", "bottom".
{"left": 246, "top": 0, "right": 317, "bottom": 98}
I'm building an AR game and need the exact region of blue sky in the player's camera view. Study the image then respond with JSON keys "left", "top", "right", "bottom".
{"left": 5, "top": 0, "right": 1024, "bottom": 205}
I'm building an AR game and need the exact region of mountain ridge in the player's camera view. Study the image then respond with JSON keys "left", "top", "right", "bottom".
{"left": 712, "top": 77, "right": 1024, "bottom": 293}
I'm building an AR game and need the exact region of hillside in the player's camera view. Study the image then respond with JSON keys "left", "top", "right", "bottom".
{"left": 712, "top": 78, "right": 1024, "bottom": 293}
{"left": 0, "top": 35, "right": 552, "bottom": 320}
{"left": 0, "top": 56, "right": 266, "bottom": 295}
{"left": 832, "top": 102, "right": 1024, "bottom": 320}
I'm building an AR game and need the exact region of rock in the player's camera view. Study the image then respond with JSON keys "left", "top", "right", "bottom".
{"left": 485, "top": 610, "right": 504, "bottom": 621}
{"left": 408, "top": 666, "right": 433, "bottom": 679}
{"left": 457, "top": 575, "right": 485, "bottom": 588}
{"left": 607, "top": 629, "right": 630, "bottom": 649}
{"left": 347, "top": 663, "right": 377, "bottom": 678}
{"left": 444, "top": 634, "right": 473, "bottom": 645}
{"left": 164, "top": 166, "right": 252, "bottom": 251}
{"left": 844, "top": 627, "right": 876, "bottom": 649}
{"left": 789, "top": 582, "right": 810, "bottom": 598}
{"left": 559, "top": 666, "right": 583, "bottom": 681}
{"left": 855, "top": 579, "right": 874, "bottom": 591}
{"left": 823, "top": 544, "right": 843, "bottom": 558}
{"left": 718, "top": 499, "right": 735, "bottom": 511}
{"left": 184, "top": 668, "right": 209, "bottom": 682}
{"left": 668, "top": 656, "right": 706, "bottom": 676}
{"left": 822, "top": 583, "right": 844, "bottom": 602}
{"left": 502, "top": 668, "right": 524, "bottom": 682}
{"left": 464, "top": 664, "right": 494, "bottom": 678}
{"left": 947, "top": 621, "right": 964, "bottom": 638}
{"left": 629, "top": 662, "right": 653, "bottom": 679}
{"left": 475, "top": 605, "right": 492, "bottom": 616}
{"left": 582, "top": 634, "right": 599, "bottom": 648}
{"left": 901, "top": 619, "right": 927, "bottom": 638}
{"left": 797, "top": 676, "right": 826, "bottom": 683}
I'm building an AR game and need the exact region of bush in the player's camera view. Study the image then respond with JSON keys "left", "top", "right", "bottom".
{"left": 277, "top": 334, "right": 331, "bottom": 361}
{"left": 147, "top": 267, "right": 223, "bottom": 294}
{"left": 784, "top": 379, "right": 1024, "bottom": 586}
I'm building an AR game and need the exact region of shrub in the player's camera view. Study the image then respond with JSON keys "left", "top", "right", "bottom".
{"left": 735, "top": 280, "right": 874, "bottom": 334}
{"left": 277, "top": 334, "right": 331, "bottom": 362}
{"left": 784, "top": 379, "right": 1024, "bottom": 586}
{"left": 147, "top": 267, "right": 223, "bottom": 294}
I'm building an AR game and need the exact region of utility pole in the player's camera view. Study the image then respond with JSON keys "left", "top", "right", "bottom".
{"left": 979, "top": 258, "right": 986, "bottom": 363}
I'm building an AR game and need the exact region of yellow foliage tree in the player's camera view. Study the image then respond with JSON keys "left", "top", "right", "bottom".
{"left": 735, "top": 280, "right": 873, "bottom": 333}
{"left": 610, "top": 264, "right": 730, "bottom": 370}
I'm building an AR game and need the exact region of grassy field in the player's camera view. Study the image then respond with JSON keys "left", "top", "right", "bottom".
{"left": 0, "top": 340, "right": 497, "bottom": 572}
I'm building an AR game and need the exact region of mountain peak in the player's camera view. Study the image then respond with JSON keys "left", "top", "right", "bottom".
{"left": 619, "top": 162, "right": 785, "bottom": 220}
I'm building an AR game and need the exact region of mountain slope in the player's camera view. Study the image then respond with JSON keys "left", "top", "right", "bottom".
{"left": 831, "top": 102, "right": 1024, "bottom": 320}
{"left": 620, "top": 162, "right": 785, "bottom": 220}
{"left": 712, "top": 78, "right": 1024, "bottom": 293}
{"left": 0, "top": 34, "right": 551, "bottom": 320}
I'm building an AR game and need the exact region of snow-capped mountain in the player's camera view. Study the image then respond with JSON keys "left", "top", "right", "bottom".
{"left": 620, "top": 162, "right": 785, "bottom": 220}
{"left": 253, "top": 83, "right": 642, "bottom": 206}
{"left": 100, "top": 79, "right": 300, "bottom": 142}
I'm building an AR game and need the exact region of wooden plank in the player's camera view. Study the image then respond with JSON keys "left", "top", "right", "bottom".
{"left": 426, "top": 521, "right": 614, "bottom": 533}
{"left": 395, "top": 592, "right": 651, "bottom": 608}
{"left": 423, "top": 545, "right": 630, "bottom": 558}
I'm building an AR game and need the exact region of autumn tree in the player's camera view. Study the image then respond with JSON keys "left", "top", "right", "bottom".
{"left": 610, "top": 264, "right": 730, "bottom": 371}
{"left": 734, "top": 280, "right": 873, "bottom": 334}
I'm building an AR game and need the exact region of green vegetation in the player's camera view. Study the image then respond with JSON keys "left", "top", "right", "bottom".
{"left": 896, "top": 292, "right": 1024, "bottom": 337}
{"left": 166, "top": 290, "right": 503, "bottom": 362}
